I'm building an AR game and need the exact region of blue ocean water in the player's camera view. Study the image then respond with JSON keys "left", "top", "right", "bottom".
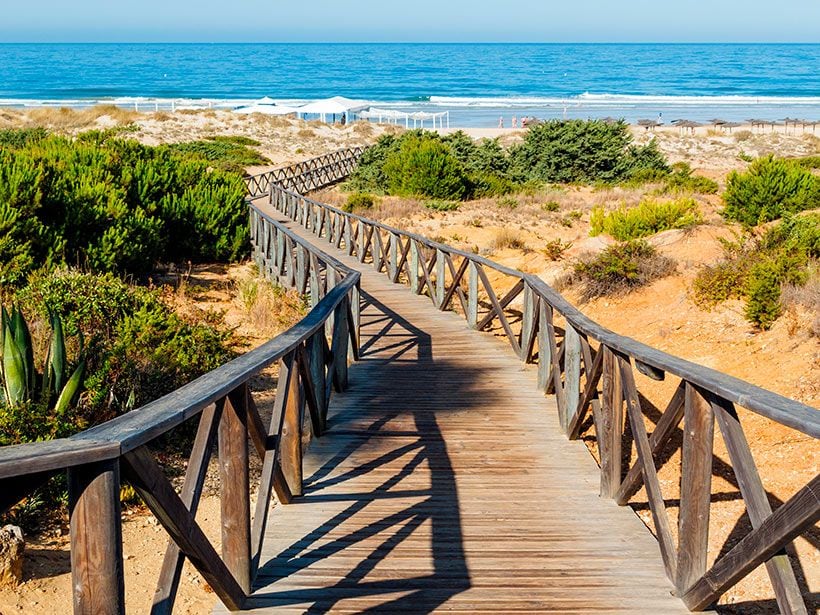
{"left": 1, "top": 43, "right": 819, "bottom": 126}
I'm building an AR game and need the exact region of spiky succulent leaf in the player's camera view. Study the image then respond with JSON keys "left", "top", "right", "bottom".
{"left": 10, "top": 307, "right": 34, "bottom": 395}
{"left": 3, "top": 322, "right": 27, "bottom": 406}
{"left": 49, "top": 313, "right": 67, "bottom": 395}
{"left": 54, "top": 360, "right": 84, "bottom": 416}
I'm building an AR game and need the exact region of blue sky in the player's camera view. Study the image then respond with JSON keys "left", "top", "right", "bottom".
{"left": 1, "top": 0, "right": 819, "bottom": 43}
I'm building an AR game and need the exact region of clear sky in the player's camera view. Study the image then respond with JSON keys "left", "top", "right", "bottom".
{"left": 1, "top": 0, "right": 818, "bottom": 43}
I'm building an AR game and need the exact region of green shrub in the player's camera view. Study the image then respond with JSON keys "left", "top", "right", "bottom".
{"left": 565, "top": 240, "right": 676, "bottom": 301}
{"left": 660, "top": 162, "right": 719, "bottom": 195}
{"left": 8, "top": 270, "right": 234, "bottom": 431}
{"left": 423, "top": 200, "right": 460, "bottom": 212}
{"left": 590, "top": 197, "right": 702, "bottom": 241}
{"left": 164, "top": 137, "right": 269, "bottom": 174}
{"left": 0, "top": 131, "right": 249, "bottom": 281}
{"left": 344, "top": 192, "right": 375, "bottom": 212}
{"left": 692, "top": 213, "right": 819, "bottom": 328}
{"left": 722, "top": 155, "right": 820, "bottom": 226}
{"left": 561, "top": 240, "right": 675, "bottom": 301}
{"left": 790, "top": 155, "right": 820, "bottom": 170}
{"left": 383, "top": 136, "right": 469, "bottom": 200}
{"left": 510, "top": 120, "right": 668, "bottom": 184}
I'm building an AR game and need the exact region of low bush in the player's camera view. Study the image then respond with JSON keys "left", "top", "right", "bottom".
{"left": 344, "top": 191, "right": 375, "bottom": 212}
{"left": 542, "top": 239, "right": 572, "bottom": 261}
{"left": 424, "top": 200, "right": 460, "bottom": 212}
{"left": 692, "top": 213, "right": 819, "bottom": 328}
{"left": 4, "top": 269, "right": 234, "bottom": 440}
{"left": 165, "top": 136, "right": 269, "bottom": 173}
{"left": 590, "top": 197, "right": 702, "bottom": 241}
{"left": 0, "top": 129, "right": 250, "bottom": 282}
{"left": 510, "top": 119, "right": 668, "bottom": 184}
{"left": 490, "top": 229, "right": 526, "bottom": 251}
{"left": 661, "top": 163, "right": 719, "bottom": 195}
{"left": 722, "top": 155, "right": 820, "bottom": 226}
{"left": 562, "top": 241, "right": 676, "bottom": 302}
{"left": 383, "top": 135, "right": 469, "bottom": 200}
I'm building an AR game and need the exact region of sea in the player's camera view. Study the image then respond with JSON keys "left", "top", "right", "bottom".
{"left": 1, "top": 43, "right": 819, "bottom": 127}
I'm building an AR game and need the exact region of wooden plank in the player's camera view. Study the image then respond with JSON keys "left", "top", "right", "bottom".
{"left": 122, "top": 447, "right": 245, "bottom": 611}
{"left": 561, "top": 324, "right": 581, "bottom": 433}
{"left": 599, "top": 347, "right": 623, "bottom": 499}
{"left": 219, "top": 392, "right": 252, "bottom": 594}
{"left": 68, "top": 460, "right": 124, "bottom": 615}
{"left": 676, "top": 383, "right": 714, "bottom": 594}
{"left": 279, "top": 351, "right": 304, "bottom": 498}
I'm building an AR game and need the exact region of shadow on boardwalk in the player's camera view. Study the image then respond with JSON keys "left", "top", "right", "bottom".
{"left": 252, "top": 291, "right": 473, "bottom": 612}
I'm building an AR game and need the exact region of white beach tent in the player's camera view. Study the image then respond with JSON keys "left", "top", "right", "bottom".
{"left": 234, "top": 101, "right": 300, "bottom": 116}
{"left": 296, "top": 96, "right": 370, "bottom": 122}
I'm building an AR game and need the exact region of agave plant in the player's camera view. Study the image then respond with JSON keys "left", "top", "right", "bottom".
{"left": 0, "top": 305, "right": 85, "bottom": 416}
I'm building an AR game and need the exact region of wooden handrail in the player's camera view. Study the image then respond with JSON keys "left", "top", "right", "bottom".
{"left": 266, "top": 158, "right": 819, "bottom": 614}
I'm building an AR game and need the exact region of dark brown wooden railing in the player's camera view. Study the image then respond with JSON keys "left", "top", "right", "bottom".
{"left": 0, "top": 161, "right": 360, "bottom": 614}
{"left": 244, "top": 147, "right": 364, "bottom": 198}
{"left": 266, "top": 173, "right": 819, "bottom": 614}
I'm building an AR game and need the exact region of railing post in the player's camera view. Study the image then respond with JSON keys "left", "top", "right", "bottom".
{"left": 333, "top": 298, "right": 350, "bottom": 390}
{"left": 68, "top": 460, "right": 125, "bottom": 615}
{"left": 536, "top": 299, "right": 551, "bottom": 390}
{"left": 562, "top": 324, "right": 581, "bottom": 432}
{"left": 219, "top": 391, "right": 251, "bottom": 595}
{"left": 676, "top": 382, "right": 714, "bottom": 594}
{"left": 280, "top": 351, "right": 304, "bottom": 497}
{"left": 435, "top": 248, "right": 446, "bottom": 308}
{"left": 467, "top": 261, "right": 478, "bottom": 328}
{"left": 599, "top": 346, "right": 624, "bottom": 498}
{"left": 309, "top": 332, "right": 328, "bottom": 428}
{"left": 388, "top": 233, "right": 398, "bottom": 281}
{"left": 410, "top": 240, "right": 421, "bottom": 294}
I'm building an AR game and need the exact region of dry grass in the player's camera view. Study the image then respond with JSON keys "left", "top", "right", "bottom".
{"left": 489, "top": 228, "right": 527, "bottom": 251}
{"left": 236, "top": 268, "right": 307, "bottom": 339}
{"left": 24, "top": 104, "right": 141, "bottom": 129}
{"left": 782, "top": 271, "right": 820, "bottom": 337}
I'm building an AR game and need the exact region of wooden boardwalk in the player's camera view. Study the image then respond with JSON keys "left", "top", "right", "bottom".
{"left": 215, "top": 203, "right": 691, "bottom": 614}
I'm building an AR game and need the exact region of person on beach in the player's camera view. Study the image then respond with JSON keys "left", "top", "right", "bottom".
{"left": 498, "top": 116, "right": 504, "bottom": 128}
{"left": 341, "top": 112, "right": 347, "bottom": 126}
{"left": 512, "top": 115, "right": 517, "bottom": 128}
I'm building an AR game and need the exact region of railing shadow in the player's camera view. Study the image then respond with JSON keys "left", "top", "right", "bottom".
{"left": 251, "top": 291, "right": 472, "bottom": 612}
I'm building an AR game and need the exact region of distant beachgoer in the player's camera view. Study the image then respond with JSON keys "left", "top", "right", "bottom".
{"left": 498, "top": 116, "right": 504, "bottom": 129}
{"left": 657, "top": 112, "right": 663, "bottom": 126}
{"left": 341, "top": 112, "right": 347, "bottom": 126}
{"left": 521, "top": 116, "right": 528, "bottom": 128}
{"left": 512, "top": 115, "right": 518, "bottom": 128}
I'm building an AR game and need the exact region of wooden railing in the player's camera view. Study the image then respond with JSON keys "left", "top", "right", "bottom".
{"left": 0, "top": 187, "right": 360, "bottom": 612}
{"left": 244, "top": 147, "right": 364, "bottom": 198}
{"left": 267, "top": 177, "right": 820, "bottom": 614}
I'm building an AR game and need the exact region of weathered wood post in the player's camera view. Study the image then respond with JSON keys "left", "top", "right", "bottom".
{"left": 562, "top": 324, "right": 581, "bottom": 432}
{"left": 280, "top": 352, "right": 303, "bottom": 497}
{"left": 536, "top": 298, "right": 552, "bottom": 391}
{"left": 435, "top": 248, "right": 446, "bottom": 308}
{"left": 388, "top": 233, "right": 398, "bottom": 281}
{"left": 68, "top": 460, "right": 125, "bottom": 615}
{"left": 676, "top": 383, "right": 714, "bottom": 594}
{"left": 599, "top": 347, "right": 623, "bottom": 498}
{"left": 410, "top": 240, "right": 420, "bottom": 294}
{"left": 219, "top": 390, "right": 251, "bottom": 594}
{"left": 467, "top": 261, "right": 478, "bottom": 328}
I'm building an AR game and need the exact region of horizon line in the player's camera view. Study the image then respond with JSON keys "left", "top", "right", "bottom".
{"left": 1, "top": 40, "right": 819, "bottom": 45}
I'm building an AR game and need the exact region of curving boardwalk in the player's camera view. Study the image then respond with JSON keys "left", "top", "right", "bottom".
{"left": 215, "top": 199, "right": 692, "bottom": 613}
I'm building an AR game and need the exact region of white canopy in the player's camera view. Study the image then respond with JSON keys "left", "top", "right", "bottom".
{"left": 297, "top": 96, "right": 369, "bottom": 116}
{"left": 256, "top": 96, "right": 276, "bottom": 105}
{"left": 233, "top": 104, "right": 300, "bottom": 116}
{"left": 359, "top": 107, "right": 450, "bottom": 129}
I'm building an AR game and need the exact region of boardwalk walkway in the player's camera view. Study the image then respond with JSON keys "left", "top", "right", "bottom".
{"left": 215, "top": 200, "right": 691, "bottom": 614}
